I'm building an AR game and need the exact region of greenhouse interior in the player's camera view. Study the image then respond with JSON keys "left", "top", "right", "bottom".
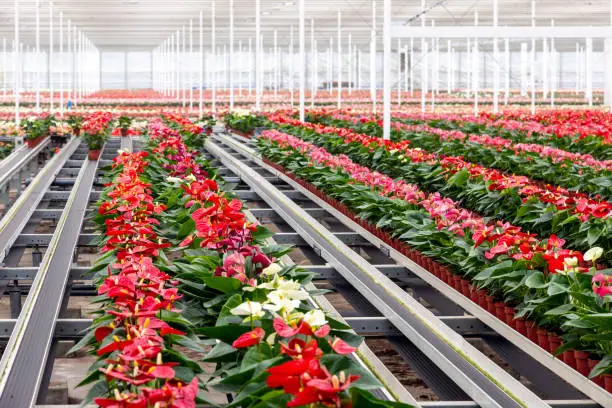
{"left": 0, "top": 0, "right": 610, "bottom": 407}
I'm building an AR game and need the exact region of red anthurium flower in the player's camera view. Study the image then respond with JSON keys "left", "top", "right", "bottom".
{"left": 232, "top": 327, "right": 265, "bottom": 348}
{"left": 329, "top": 337, "right": 357, "bottom": 355}
{"left": 281, "top": 338, "right": 323, "bottom": 360}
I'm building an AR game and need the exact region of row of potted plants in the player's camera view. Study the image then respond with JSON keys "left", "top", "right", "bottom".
{"left": 255, "top": 127, "right": 612, "bottom": 389}
{"left": 75, "top": 113, "right": 412, "bottom": 407}
{"left": 260, "top": 113, "right": 611, "bottom": 264}
{"left": 389, "top": 111, "right": 611, "bottom": 160}
{"left": 306, "top": 112, "right": 612, "bottom": 201}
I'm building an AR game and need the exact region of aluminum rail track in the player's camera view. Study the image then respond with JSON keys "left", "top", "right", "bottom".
{"left": 0, "top": 140, "right": 50, "bottom": 189}
{"left": 205, "top": 132, "right": 606, "bottom": 408}
{"left": 0, "top": 138, "right": 123, "bottom": 406}
{"left": 0, "top": 138, "right": 81, "bottom": 265}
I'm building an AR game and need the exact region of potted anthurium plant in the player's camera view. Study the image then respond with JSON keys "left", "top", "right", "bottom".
{"left": 81, "top": 112, "right": 113, "bottom": 160}
{"left": 118, "top": 115, "right": 132, "bottom": 137}
{"left": 66, "top": 113, "right": 84, "bottom": 136}
{"left": 20, "top": 113, "right": 55, "bottom": 148}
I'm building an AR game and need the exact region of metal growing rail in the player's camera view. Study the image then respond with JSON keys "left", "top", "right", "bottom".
{"left": 0, "top": 133, "right": 604, "bottom": 408}
{"left": 0, "top": 137, "right": 123, "bottom": 406}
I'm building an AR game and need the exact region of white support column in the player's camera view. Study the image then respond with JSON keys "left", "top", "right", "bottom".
{"left": 420, "top": 0, "right": 426, "bottom": 113}
{"left": 255, "top": 0, "right": 260, "bottom": 111}
{"left": 348, "top": 33, "right": 352, "bottom": 96}
{"left": 409, "top": 37, "right": 413, "bottom": 97}
{"left": 49, "top": 1, "right": 54, "bottom": 112}
{"left": 238, "top": 40, "right": 242, "bottom": 97}
{"left": 473, "top": 10, "right": 479, "bottom": 116}
{"left": 531, "top": 0, "right": 536, "bottom": 114}
{"left": 397, "top": 38, "right": 401, "bottom": 105}
{"left": 520, "top": 42, "right": 527, "bottom": 96}
{"left": 171, "top": 34, "right": 175, "bottom": 98}
{"left": 370, "top": 0, "right": 377, "bottom": 112}
{"left": 314, "top": 40, "right": 319, "bottom": 104}
{"left": 212, "top": 1, "right": 216, "bottom": 115}
{"left": 586, "top": 37, "right": 593, "bottom": 106}
{"left": 176, "top": 29, "right": 180, "bottom": 102}
{"left": 337, "top": 12, "right": 342, "bottom": 110}
{"left": 14, "top": 0, "right": 19, "bottom": 124}
{"left": 274, "top": 29, "right": 278, "bottom": 99}
{"left": 182, "top": 26, "right": 186, "bottom": 108}
{"left": 199, "top": 11, "right": 203, "bottom": 117}
{"left": 446, "top": 40, "right": 451, "bottom": 94}
{"left": 466, "top": 37, "right": 471, "bottom": 96}
{"left": 2, "top": 39, "right": 6, "bottom": 99}
{"left": 576, "top": 42, "right": 580, "bottom": 95}
{"left": 59, "top": 11, "right": 63, "bottom": 115}
{"left": 550, "top": 20, "right": 556, "bottom": 107}
{"left": 229, "top": 0, "right": 234, "bottom": 110}
{"left": 605, "top": 2, "right": 612, "bottom": 107}
{"left": 189, "top": 19, "right": 193, "bottom": 112}
{"left": 357, "top": 49, "right": 362, "bottom": 90}
{"left": 249, "top": 37, "right": 253, "bottom": 97}
{"left": 504, "top": 37, "right": 509, "bottom": 105}
{"left": 299, "top": 0, "right": 305, "bottom": 121}
{"left": 492, "top": 0, "right": 499, "bottom": 113}
{"left": 383, "top": 0, "right": 391, "bottom": 139}
{"left": 35, "top": 0, "right": 40, "bottom": 112}
{"left": 542, "top": 38, "right": 548, "bottom": 99}
{"left": 329, "top": 38, "right": 333, "bottom": 94}
{"left": 311, "top": 20, "right": 315, "bottom": 107}
{"left": 289, "top": 28, "right": 293, "bottom": 106}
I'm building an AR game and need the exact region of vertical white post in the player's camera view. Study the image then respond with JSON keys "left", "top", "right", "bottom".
{"left": 409, "top": 37, "right": 413, "bottom": 97}
{"left": 473, "top": 10, "right": 479, "bottom": 116}
{"left": 229, "top": 0, "right": 234, "bottom": 110}
{"left": 238, "top": 40, "right": 242, "bottom": 97}
{"left": 199, "top": 11, "right": 203, "bottom": 116}
{"left": 249, "top": 37, "right": 253, "bottom": 97}
{"left": 492, "top": 0, "right": 499, "bottom": 113}
{"left": 431, "top": 23, "right": 436, "bottom": 111}
{"left": 289, "top": 28, "right": 293, "bottom": 106}
{"left": 176, "top": 29, "right": 180, "bottom": 101}
{"left": 35, "top": 0, "right": 40, "bottom": 112}
{"left": 255, "top": 0, "right": 260, "bottom": 111}
{"left": 59, "top": 11, "right": 63, "bottom": 115}
{"left": 182, "top": 26, "right": 186, "bottom": 108}
{"left": 314, "top": 40, "right": 318, "bottom": 104}
{"left": 329, "top": 38, "right": 333, "bottom": 94}
{"left": 311, "top": 20, "right": 315, "bottom": 106}
{"left": 348, "top": 34, "right": 352, "bottom": 96}
{"left": 171, "top": 35, "right": 175, "bottom": 98}
{"left": 397, "top": 38, "right": 401, "bottom": 105}
{"left": 575, "top": 42, "right": 580, "bottom": 95}
{"left": 299, "top": 0, "right": 305, "bottom": 121}
{"left": 190, "top": 19, "right": 193, "bottom": 112}
{"left": 14, "top": 0, "right": 19, "bottom": 124}
{"left": 420, "top": 0, "right": 426, "bottom": 113}
{"left": 466, "top": 37, "right": 471, "bottom": 96}
{"left": 520, "top": 42, "right": 527, "bottom": 96}
{"left": 274, "top": 29, "right": 278, "bottom": 99}
{"left": 605, "top": 2, "right": 612, "bottom": 107}
{"left": 337, "top": 12, "right": 342, "bottom": 110}
{"left": 531, "top": 0, "right": 536, "bottom": 114}
{"left": 371, "top": 0, "right": 376, "bottom": 112}
{"left": 446, "top": 40, "right": 451, "bottom": 94}
{"left": 550, "top": 20, "right": 555, "bottom": 107}
{"left": 357, "top": 49, "right": 362, "bottom": 90}
{"left": 542, "top": 38, "right": 548, "bottom": 99}
{"left": 383, "top": 0, "right": 391, "bottom": 139}
{"left": 212, "top": 1, "right": 216, "bottom": 115}
{"left": 586, "top": 37, "right": 593, "bottom": 106}
{"left": 49, "top": 1, "right": 54, "bottom": 112}
{"left": 2, "top": 39, "right": 5, "bottom": 100}
{"left": 504, "top": 37, "right": 509, "bottom": 105}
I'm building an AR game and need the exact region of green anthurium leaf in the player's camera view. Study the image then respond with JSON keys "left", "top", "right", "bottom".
{"left": 79, "top": 380, "right": 108, "bottom": 408}
{"left": 203, "top": 276, "right": 243, "bottom": 294}
{"left": 197, "top": 325, "right": 251, "bottom": 344}
{"left": 203, "top": 341, "right": 238, "bottom": 363}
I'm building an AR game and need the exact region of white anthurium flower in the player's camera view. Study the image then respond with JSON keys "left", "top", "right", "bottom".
{"left": 263, "top": 291, "right": 301, "bottom": 313}
{"left": 262, "top": 263, "right": 283, "bottom": 277}
{"left": 230, "top": 301, "right": 264, "bottom": 318}
{"left": 166, "top": 176, "right": 183, "bottom": 183}
{"left": 584, "top": 247, "right": 604, "bottom": 262}
{"left": 303, "top": 310, "right": 327, "bottom": 328}
{"left": 276, "top": 280, "right": 309, "bottom": 301}
{"left": 266, "top": 332, "right": 276, "bottom": 346}
{"left": 185, "top": 174, "right": 197, "bottom": 181}
{"left": 564, "top": 257, "right": 579, "bottom": 267}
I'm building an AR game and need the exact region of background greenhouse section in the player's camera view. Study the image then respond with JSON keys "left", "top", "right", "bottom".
{"left": 0, "top": 0, "right": 608, "bottom": 407}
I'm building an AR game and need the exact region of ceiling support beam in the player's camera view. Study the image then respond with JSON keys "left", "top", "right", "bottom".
{"left": 391, "top": 25, "right": 612, "bottom": 39}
